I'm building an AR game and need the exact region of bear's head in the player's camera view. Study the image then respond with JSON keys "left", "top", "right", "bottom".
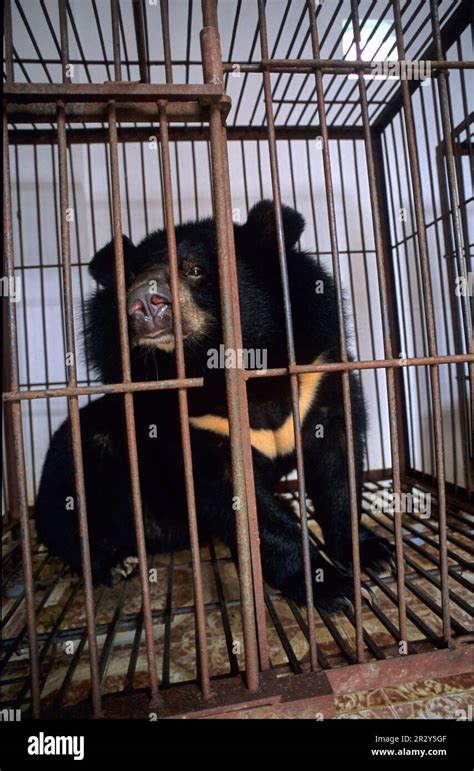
{"left": 86, "top": 201, "right": 305, "bottom": 379}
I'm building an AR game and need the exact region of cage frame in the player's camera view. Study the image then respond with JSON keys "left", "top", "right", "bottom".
{"left": 2, "top": 0, "right": 473, "bottom": 719}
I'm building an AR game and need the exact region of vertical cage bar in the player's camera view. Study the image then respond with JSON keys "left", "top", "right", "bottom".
{"left": 436, "top": 141, "right": 472, "bottom": 494}
{"left": 158, "top": 100, "right": 211, "bottom": 698}
{"left": 346, "top": 140, "right": 386, "bottom": 472}
{"left": 3, "top": 109, "right": 41, "bottom": 717}
{"left": 110, "top": 0, "right": 122, "bottom": 82}
{"left": 58, "top": 0, "right": 71, "bottom": 83}
{"left": 202, "top": 0, "right": 269, "bottom": 671}
{"left": 421, "top": 83, "right": 465, "bottom": 494}
{"left": 132, "top": 0, "right": 149, "bottom": 83}
{"left": 219, "top": 124, "right": 270, "bottom": 671}
{"left": 56, "top": 103, "right": 102, "bottom": 715}
{"left": 371, "top": 133, "right": 410, "bottom": 478}
{"left": 258, "top": 0, "right": 327, "bottom": 667}
{"left": 208, "top": 103, "right": 260, "bottom": 691}
{"left": 4, "top": 0, "right": 14, "bottom": 83}
{"left": 2, "top": 273, "right": 20, "bottom": 522}
{"left": 348, "top": 0, "right": 408, "bottom": 645}
{"left": 391, "top": 0, "right": 450, "bottom": 644}
{"left": 306, "top": 0, "right": 370, "bottom": 660}
{"left": 430, "top": 0, "right": 473, "bottom": 493}
{"left": 160, "top": 0, "right": 173, "bottom": 84}
{"left": 202, "top": 0, "right": 261, "bottom": 688}
{"left": 202, "top": 0, "right": 218, "bottom": 29}
{"left": 107, "top": 101, "right": 162, "bottom": 707}
{"left": 259, "top": 0, "right": 324, "bottom": 666}
{"left": 2, "top": 0, "right": 19, "bottom": 522}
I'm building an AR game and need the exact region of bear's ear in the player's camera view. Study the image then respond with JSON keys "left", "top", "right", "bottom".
{"left": 242, "top": 200, "right": 305, "bottom": 252}
{"left": 89, "top": 235, "right": 137, "bottom": 288}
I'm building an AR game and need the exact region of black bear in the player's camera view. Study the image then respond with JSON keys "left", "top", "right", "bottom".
{"left": 35, "top": 201, "right": 387, "bottom": 610}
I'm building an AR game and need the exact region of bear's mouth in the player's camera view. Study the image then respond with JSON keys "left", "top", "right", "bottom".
{"left": 143, "top": 328, "right": 171, "bottom": 339}
{"left": 132, "top": 321, "right": 175, "bottom": 350}
{"left": 137, "top": 333, "right": 175, "bottom": 353}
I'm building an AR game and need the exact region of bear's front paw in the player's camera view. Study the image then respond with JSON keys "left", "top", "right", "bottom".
{"left": 109, "top": 556, "right": 139, "bottom": 585}
{"left": 312, "top": 564, "right": 355, "bottom": 612}
{"left": 359, "top": 532, "right": 393, "bottom": 575}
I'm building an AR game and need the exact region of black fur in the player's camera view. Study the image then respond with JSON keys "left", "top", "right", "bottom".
{"left": 35, "top": 201, "right": 387, "bottom": 610}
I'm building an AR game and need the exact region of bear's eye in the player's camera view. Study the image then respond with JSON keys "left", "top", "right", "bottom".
{"left": 187, "top": 265, "right": 205, "bottom": 281}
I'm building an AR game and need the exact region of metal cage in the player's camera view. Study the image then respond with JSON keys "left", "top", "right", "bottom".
{"left": 2, "top": 0, "right": 473, "bottom": 719}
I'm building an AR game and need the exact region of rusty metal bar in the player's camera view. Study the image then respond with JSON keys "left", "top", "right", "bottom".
{"left": 7, "top": 124, "right": 366, "bottom": 145}
{"left": 219, "top": 124, "right": 270, "bottom": 671}
{"left": 202, "top": 4, "right": 269, "bottom": 669}
{"left": 207, "top": 101, "right": 260, "bottom": 691}
{"left": 107, "top": 101, "right": 161, "bottom": 708}
{"left": 110, "top": 0, "right": 121, "bottom": 81}
{"left": 7, "top": 54, "right": 471, "bottom": 73}
{"left": 430, "top": 134, "right": 468, "bottom": 493}
{"left": 246, "top": 354, "right": 474, "bottom": 378}
{"left": 430, "top": 0, "right": 474, "bottom": 498}
{"left": 3, "top": 377, "right": 204, "bottom": 401}
{"left": 436, "top": 136, "right": 472, "bottom": 360}
{"left": 202, "top": 0, "right": 260, "bottom": 689}
{"left": 160, "top": 0, "right": 173, "bottom": 83}
{"left": 201, "top": 0, "right": 218, "bottom": 30}
{"left": 6, "top": 100, "right": 226, "bottom": 125}
{"left": 307, "top": 0, "right": 374, "bottom": 660}
{"left": 2, "top": 257, "right": 20, "bottom": 522}
{"left": 384, "top": 119, "right": 433, "bottom": 477}
{"left": 261, "top": 58, "right": 473, "bottom": 73}
{"left": 158, "top": 99, "right": 211, "bottom": 698}
{"left": 391, "top": 0, "right": 451, "bottom": 646}
{"left": 344, "top": 138, "right": 386, "bottom": 472}
{"left": 56, "top": 102, "right": 102, "bottom": 716}
{"left": 4, "top": 0, "right": 14, "bottom": 82}
{"left": 258, "top": 0, "right": 321, "bottom": 668}
{"left": 132, "top": 0, "right": 149, "bottom": 83}
{"left": 348, "top": 0, "right": 408, "bottom": 647}
{"left": 4, "top": 83, "right": 224, "bottom": 102}
{"left": 58, "top": 0, "right": 71, "bottom": 83}
{"left": 2, "top": 110, "right": 40, "bottom": 716}
{"left": 371, "top": 132, "right": 410, "bottom": 479}
{"left": 4, "top": 354, "right": 473, "bottom": 403}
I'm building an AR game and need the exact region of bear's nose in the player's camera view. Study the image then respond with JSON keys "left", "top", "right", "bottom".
{"left": 127, "top": 284, "right": 171, "bottom": 321}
